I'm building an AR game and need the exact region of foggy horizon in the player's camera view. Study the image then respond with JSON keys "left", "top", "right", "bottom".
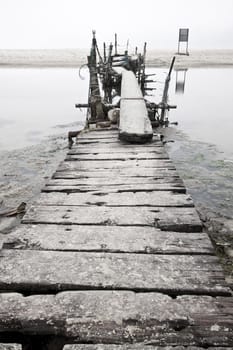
{"left": 0, "top": 0, "right": 233, "bottom": 50}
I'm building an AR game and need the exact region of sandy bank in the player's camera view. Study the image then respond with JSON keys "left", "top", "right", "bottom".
{"left": 0, "top": 49, "right": 233, "bottom": 68}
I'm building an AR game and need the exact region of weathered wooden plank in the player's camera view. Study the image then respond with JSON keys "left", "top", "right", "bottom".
{"left": 47, "top": 177, "right": 183, "bottom": 186}
{"left": 42, "top": 184, "right": 186, "bottom": 193}
{"left": 57, "top": 160, "right": 176, "bottom": 171}
{"left": 35, "top": 191, "right": 193, "bottom": 207}
{"left": 0, "top": 345, "right": 21, "bottom": 350}
{"left": 0, "top": 251, "right": 229, "bottom": 295}
{"left": 118, "top": 70, "right": 153, "bottom": 143}
{"left": 119, "top": 99, "right": 153, "bottom": 143}
{"left": 76, "top": 139, "right": 160, "bottom": 145}
{"left": 79, "top": 131, "right": 118, "bottom": 137}
{"left": 65, "top": 152, "right": 169, "bottom": 161}
{"left": 44, "top": 177, "right": 185, "bottom": 192}
{"left": 52, "top": 167, "right": 179, "bottom": 180}
{"left": 67, "top": 149, "right": 167, "bottom": 156}
{"left": 68, "top": 145, "right": 164, "bottom": 154}
{"left": 22, "top": 206, "right": 202, "bottom": 231}
{"left": 0, "top": 292, "right": 232, "bottom": 346}
{"left": 76, "top": 139, "right": 123, "bottom": 145}
{"left": 0, "top": 346, "right": 21, "bottom": 350}
{"left": 53, "top": 168, "right": 180, "bottom": 179}
{"left": 64, "top": 346, "right": 233, "bottom": 350}
{"left": 78, "top": 134, "right": 118, "bottom": 140}
{"left": 4, "top": 224, "right": 214, "bottom": 254}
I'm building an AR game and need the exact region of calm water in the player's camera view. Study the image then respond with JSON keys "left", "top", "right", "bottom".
{"left": 0, "top": 66, "right": 232, "bottom": 219}
{"left": 0, "top": 68, "right": 88, "bottom": 150}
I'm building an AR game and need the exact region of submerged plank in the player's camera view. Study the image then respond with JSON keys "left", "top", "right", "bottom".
{"left": 22, "top": 206, "right": 201, "bottom": 232}
{"left": 35, "top": 191, "right": 193, "bottom": 207}
{"left": 0, "top": 292, "right": 232, "bottom": 345}
{"left": 0, "top": 250, "right": 229, "bottom": 295}
{"left": 4, "top": 224, "right": 214, "bottom": 254}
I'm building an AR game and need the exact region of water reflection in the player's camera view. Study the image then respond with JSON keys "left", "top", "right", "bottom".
{"left": 175, "top": 69, "right": 188, "bottom": 94}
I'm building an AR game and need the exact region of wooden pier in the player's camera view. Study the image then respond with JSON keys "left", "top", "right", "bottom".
{"left": 0, "top": 128, "right": 233, "bottom": 349}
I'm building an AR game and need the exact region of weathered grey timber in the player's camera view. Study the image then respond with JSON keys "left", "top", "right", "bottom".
{"left": 0, "top": 292, "right": 233, "bottom": 346}
{"left": 64, "top": 347, "right": 233, "bottom": 350}
{"left": 65, "top": 152, "right": 169, "bottom": 160}
{"left": 4, "top": 225, "right": 214, "bottom": 254}
{"left": 36, "top": 191, "right": 192, "bottom": 207}
{"left": 22, "top": 205, "right": 202, "bottom": 232}
{"left": 47, "top": 176, "right": 183, "bottom": 185}
{"left": 68, "top": 145, "right": 164, "bottom": 153}
{"left": 0, "top": 128, "right": 233, "bottom": 349}
{"left": 58, "top": 160, "right": 176, "bottom": 171}
{"left": 111, "top": 68, "right": 153, "bottom": 142}
{"left": 0, "top": 250, "right": 229, "bottom": 295}
{"left": 42, "top": 183, "right": 186, "bottom": 193}
{"left": 53, "top": 168, "right": 180, "bottom": 178}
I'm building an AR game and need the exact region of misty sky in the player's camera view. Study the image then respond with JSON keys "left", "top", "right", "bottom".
{"left": 0, "top": 0, "right": 232, "bottom": 50}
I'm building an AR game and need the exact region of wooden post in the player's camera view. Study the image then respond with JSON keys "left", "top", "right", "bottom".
{"left": 103, "top": 42, "right": 106, "bottom": 62}
{"left": 114, "top": 33, "right": 118, "bottom": 55}
{"left": 160, "top": 56, "right": 176, "bottom": 122}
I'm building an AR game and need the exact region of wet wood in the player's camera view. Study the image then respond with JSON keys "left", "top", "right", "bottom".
{"left": 53, "top": 168, "right": 180, "bottom": 179}
{"left": 47, "top": 176, "right": 183, "bottom": 186}
{"left": 42, "top": 183, "right": 186, "bottom": 193}
{"left": 35, "top": 191, "right": 193, "bottom": 207}
{"left": 0, "top": 345, "right": 21, "bottom": 350}
{"left": 64, "top": 346, "right": 233, "bottom": 350}
{"left": 0, "top": 292, "right": 232, "bottom": 346}
{"left": 57, "top": 160, "right": 176, "bottom": 171}
{"left": 68, "top": 145, "right": 164, "bottom": 154}
{"left": 79, "top": 134, "right": 117, "bottom": 140}
{"left": 4, "top": 224, "right": 214, "bottom": 254}
{"left": 22, "top": 205, "right": 202, "bottom": 232}
{"left": 66, "top": 153, "right": 168, "bottom": 161}
{"left": 0, "top": 250, "right": 230, "bottom": 295}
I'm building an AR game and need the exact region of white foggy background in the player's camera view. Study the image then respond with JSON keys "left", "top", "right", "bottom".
{"left": 0, "top": 0, "right": 232, "bottom": 49}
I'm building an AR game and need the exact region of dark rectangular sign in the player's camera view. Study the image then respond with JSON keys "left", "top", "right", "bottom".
{"left": 179, "top": 28, "right": 189, "bottom": 42}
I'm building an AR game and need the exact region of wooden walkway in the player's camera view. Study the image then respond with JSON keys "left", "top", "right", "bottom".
{"left": 0, "top": 129, "right": 233, "bottom": 349}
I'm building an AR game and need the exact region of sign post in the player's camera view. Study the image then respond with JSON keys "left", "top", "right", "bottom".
{"left": 177, "top": 28, "right": 189, "bottom": 55}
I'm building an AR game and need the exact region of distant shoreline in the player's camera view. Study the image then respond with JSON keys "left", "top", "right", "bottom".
{"left": 0, "top": 49, "right": 233, "bottom": 68}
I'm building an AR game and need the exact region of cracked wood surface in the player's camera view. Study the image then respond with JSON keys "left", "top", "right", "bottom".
{"left": 0, "top": 250, "right": 230, "bottom": 295}
{"left": 53, "top": 168, "right": 180, "bottom": 178}
{"left": 47, "top": 177, "right": 183, "bottom": 185}
{"left": 58, "top": 159, "right": 176, "bottom": 171}
{"left": 35, "top": 191, "right": 192, "bottom": 207}
{"left": 68, "top": 145, "right": 164, "bottom": 154}
{"left": 22, "top": 205, "right": 202, "bottom": 232}
{"left": 65, "top": 152, "right": 169, "bottom": 160}
{"left": 1, "top": 129, "right": 233, "bottom": 347}
{"left": 4, "top": 225, "right": 214, "bottom": 254}
{"left": 64, "top": 347, "right": 233, "bottom": 350}
{"left": 0, "top": 292, "right": 232, "bottom": 346}
{"left": 42, "top": 183, "right": 185, "bottom": 193}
